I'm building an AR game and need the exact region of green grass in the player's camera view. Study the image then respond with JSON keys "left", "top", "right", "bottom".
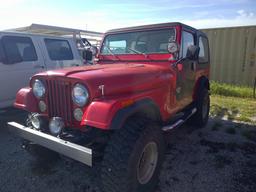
{"left": 210, "top": 81, "right": 254, "bottom": 98}
{"left": 210, "top": 95, "right": 256, "bottom": 124}
{"left": 210, "top": 81, "right": 256, "bottom": 124}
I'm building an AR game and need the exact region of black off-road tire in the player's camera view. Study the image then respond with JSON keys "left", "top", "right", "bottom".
{"left": 189, "top": 88, "right": 210, "bottom": 128}
{"left": 100, "top": 119, "right": 165, "bottom": 192}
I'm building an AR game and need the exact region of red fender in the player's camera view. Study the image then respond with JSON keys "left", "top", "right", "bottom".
{"left": 81, "top": 99, "right": 123, "bottom": 129}
{"left": 14, "top": 87, "right": 38, "bottom": 112}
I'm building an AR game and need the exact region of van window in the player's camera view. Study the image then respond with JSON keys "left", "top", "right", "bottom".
{"left": 44, "top": 39, "right": 74, "bottom": 60}
{"left": 0, "top": 41, "right": 5, "bottom": 63}
{"left": 199, "top": 36, "right": 209, "bottom": 63}
{"left": 2, "top": 36, "right": 38, "bottom": 64}
{"left": 181, "top": 31, "right": 195, "bottom": 58}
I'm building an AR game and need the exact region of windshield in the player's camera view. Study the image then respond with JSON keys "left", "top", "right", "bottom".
{"left": 101, "top": 28, "right": 176, "bottom": 55}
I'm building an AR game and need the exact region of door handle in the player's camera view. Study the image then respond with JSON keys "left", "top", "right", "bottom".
{"left": 71, "top": 63, "right": 80, "bottom": 67}
{"left": 34, "top": 65, "right": 45, "bottom": 69}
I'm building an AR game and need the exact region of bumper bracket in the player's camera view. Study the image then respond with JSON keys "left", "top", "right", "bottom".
{"left": 7, "top": 122, "right": 92, "bottom": 166}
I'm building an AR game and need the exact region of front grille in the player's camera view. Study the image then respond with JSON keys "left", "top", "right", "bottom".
{"left": 46, "top": 79, "right": 73, "bottom": 126}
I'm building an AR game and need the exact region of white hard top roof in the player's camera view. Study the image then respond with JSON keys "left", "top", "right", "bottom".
{"left": 6, "top": 23, "right": 104, "bottom": 43}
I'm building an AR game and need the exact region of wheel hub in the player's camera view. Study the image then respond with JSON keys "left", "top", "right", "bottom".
{"left": 137, "top": 142, "right": 158, "bottom": 185}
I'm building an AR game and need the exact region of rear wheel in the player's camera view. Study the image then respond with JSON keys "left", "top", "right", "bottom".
{"left": 100, "top": 119, "right": 165, "bottom": 192}
{"left": 189, "top": 88, "right": 210, "bottom": 128}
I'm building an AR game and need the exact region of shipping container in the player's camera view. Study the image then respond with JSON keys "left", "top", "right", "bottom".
{"left": 201, "top": 25, "right": 256, "bottom": 87}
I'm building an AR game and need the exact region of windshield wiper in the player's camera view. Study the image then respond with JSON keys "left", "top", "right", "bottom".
{"left": 104, "top": 45, "right": 120, "bottom": 61}
{"left": 126, "top": 47, "right": 151, "bottom": 60}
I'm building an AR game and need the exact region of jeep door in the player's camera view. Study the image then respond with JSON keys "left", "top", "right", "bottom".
{"left": 38, "top": 37, "right": 83, "bottom": 70}
{"left": 176, "top": 29, "right": 197, "bottom": 107}
{"left": 0, "top": 34, "right": 45, "bottom": 108}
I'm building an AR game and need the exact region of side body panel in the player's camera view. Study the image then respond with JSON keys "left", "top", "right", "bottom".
{"left": 37, "top": 37, "right": 83, "bottom": 70}
{"left": 0, "top": 32, "right": 84, "bottom": 108}
{"left": 81, "top": 84, "right": 175, "bottom": 129}
{"left": 0, "top": 33, "right": 45, "bottom": 108}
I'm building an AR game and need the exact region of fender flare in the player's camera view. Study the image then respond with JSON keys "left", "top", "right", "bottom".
{"left": 82, "top": 98, "right": 162, "bottom": 130}
{"left": 193, "top": 76, "right": 210, "bottom": 101}
{"left": 14, "top": 87, "right": 38, "bottom": 112}
{"left": 109, "top": 99, "right": 162, "bottom": 130}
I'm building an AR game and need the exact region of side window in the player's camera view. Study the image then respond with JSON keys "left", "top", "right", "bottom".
{"left": 44, "top": 39, "right": 74, "bottom": 60}
{"left": 2, "top": 36, "right": 38, "bottom": 64}
{"left": 181, "top": 31, "right": 195, "bottom": 58}
{"left": 198, "top": 36, "right": 209, "bottom": 63}
{"left": 0, "top": 41, "right": 5, "bottom": 63}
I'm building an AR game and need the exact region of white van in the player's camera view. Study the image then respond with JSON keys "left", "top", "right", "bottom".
{"left": 0, "top": 31, "right": 84, "bottom": 108}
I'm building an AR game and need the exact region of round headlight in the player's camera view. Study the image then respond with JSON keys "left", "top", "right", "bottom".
{"left": 49, "top": 117, "right": 64, "bottom": 136}
{"left": 31, "top": 115, "right": 40, "bottom": 130}
{"left": 72, "top": 84, "right": 89, "bottom": 107}
{"left": 73, "top": 108, "right": 83, "bottom": 121}
{"left": 29, "top": 113, "right": 46, "bottom": 130}
{"left": 32, "top": 79, "right": 46, "bottom": 98}
{"left": 39, "top": 101, "right": 47, "bottom": 112}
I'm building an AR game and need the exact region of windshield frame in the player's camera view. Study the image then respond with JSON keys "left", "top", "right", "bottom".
{"left": 100, "top": 27, "right": 177, "bottom": 56}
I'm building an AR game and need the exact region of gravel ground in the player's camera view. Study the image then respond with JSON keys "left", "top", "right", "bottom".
{"left": 0, "top": 109, "right": 256, "bottom": 192}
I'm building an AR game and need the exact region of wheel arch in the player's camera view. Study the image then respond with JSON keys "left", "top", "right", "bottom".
{"left": 110, "top": 99, "right": 162, "bottom": 130}
{"left": 193, "top": 76, "right": 210, "bottom": 101}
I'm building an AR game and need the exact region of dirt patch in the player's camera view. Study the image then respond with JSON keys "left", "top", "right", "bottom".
{"left": 242, "top": 130, "right": 256, "bottom": 142}
{"left": 233, "top": 158, "right": 256, "bottom": 192}
{"left": 0, "top": 110, "right": 256, "bottom": 192}
{"left": 213, "top": 154, "right": 232, "bottom": 169}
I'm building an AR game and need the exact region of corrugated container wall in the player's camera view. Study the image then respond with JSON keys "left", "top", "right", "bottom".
{"left": 201, "top": 26, "right": 256, "bottom": 87}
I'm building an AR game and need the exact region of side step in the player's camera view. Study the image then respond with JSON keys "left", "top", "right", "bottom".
{"left": 162, "top": 108, "right": 197, "bottom": 131}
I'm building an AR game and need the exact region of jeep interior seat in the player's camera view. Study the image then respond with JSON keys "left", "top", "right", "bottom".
{"left": 23, "top": 46, "right": 36, "bottom": 61}
{"left": 60, "top": 47, "right": 72, "bottom": 60}
{"left": 4, "top": 43, "right": 22, "bottom": 63}
{"left": 159, "top": 43, "right": 168, "bottom": 52}
{"left": 135, "top": 43, "right": 147, "bottom": 53}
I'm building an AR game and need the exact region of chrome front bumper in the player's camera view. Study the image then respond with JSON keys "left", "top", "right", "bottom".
{"left": 7, "top": 122, "right": 92, "bottom": 166}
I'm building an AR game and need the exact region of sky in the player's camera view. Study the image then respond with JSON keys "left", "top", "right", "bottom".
{"left": 0, "top": 0, "right": 256, "bottom": 32}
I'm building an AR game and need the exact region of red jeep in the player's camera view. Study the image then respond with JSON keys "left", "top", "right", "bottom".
{"left": 8, "top": 22, "right": 210, "bottom": 192}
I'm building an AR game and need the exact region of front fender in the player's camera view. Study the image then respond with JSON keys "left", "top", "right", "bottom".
{"left": 14, "top": 87, "right": 38, "bottom": 112}
{"left": 81, "top": 99, "right": 124, "bottom": 129}
{"left": 81, "top": 98, "right": 161, "bottom": 130}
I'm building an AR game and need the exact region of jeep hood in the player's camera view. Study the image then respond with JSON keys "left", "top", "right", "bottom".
{"left": 36, "top": 63, "right": 171, "bottom": 98}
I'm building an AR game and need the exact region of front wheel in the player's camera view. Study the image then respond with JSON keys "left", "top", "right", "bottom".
{"left": 100, "top": 119, "right": 165, "bottom": 192}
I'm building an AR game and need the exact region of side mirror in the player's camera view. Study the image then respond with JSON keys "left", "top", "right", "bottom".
{"left": 186, "top": 45, "right": 200, "bottom": 60}
{"left": 90, "top": 46, "right": 98, "bottom": 56}
{"left": 82, "top": 50, "right": 93, "bottom": 61}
